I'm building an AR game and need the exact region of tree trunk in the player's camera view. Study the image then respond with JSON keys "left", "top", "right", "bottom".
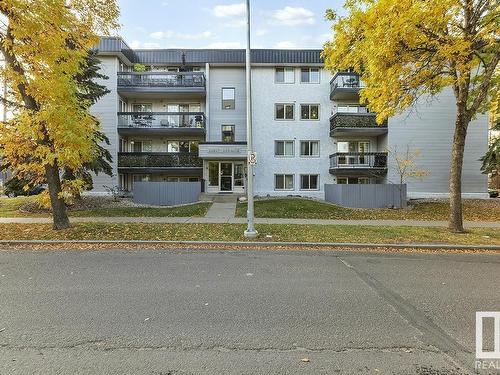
{"left": 448, "top": 113, "right": 468, "bottom": 233}
{"left": 45, "top": 162, "right": 70, "bottom": 230}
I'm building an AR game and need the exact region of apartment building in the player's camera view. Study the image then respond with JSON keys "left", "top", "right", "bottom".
{"left": 92, "top": 37, "right": 489, "bottom": 199}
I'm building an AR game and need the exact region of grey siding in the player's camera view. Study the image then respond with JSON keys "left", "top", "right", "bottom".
{"left": 133, "top": 181, "right": 201, "bottom": 206}
{"left": 208, "top": 67, "right": 247, "bottom": 142}
{"left": 387, "top": 88, "right": 488, "bottom": 197}
{"left": 90, "top": 56, "right": 119, "bottom": 192}
{"left": 325, "top": 184, "right": 407, "bottom": 208}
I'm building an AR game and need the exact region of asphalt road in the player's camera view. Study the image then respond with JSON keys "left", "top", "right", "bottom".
{"left": 0, "top": 248, "right": 499, "bottom": 375}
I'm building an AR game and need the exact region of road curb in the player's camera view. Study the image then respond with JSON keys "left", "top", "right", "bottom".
{"left": 0, "top": 240, "right": 498, "bottom": 251}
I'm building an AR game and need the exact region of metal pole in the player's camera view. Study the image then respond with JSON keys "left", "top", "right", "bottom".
{"left": 244, "top": 0, "right": 257, "bottom": 238}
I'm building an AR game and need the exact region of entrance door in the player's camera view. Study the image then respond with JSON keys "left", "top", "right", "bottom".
{"left": 220, "top": 162, "right": 233, "bottom": 192}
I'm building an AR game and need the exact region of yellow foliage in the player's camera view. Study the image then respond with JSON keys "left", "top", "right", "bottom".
{"left": 0, "top": 0, "right": 119, "bottom": 192}
{"left": 322, "top": 0, "right": 500, "bottom": 123}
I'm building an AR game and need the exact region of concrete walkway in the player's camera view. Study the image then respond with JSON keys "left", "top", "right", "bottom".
{"left": 0, "top": 216, "right": 499, "bottom": 227}
{"left": 204, "top": 202, "right": 236, "bottom": 219}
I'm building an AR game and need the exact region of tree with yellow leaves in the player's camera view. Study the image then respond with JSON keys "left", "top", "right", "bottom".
{"left": 323, "top": 0, "right": 499, "bottom": 232}
{"left": 0, "top": 0, "right": 119, "bottom": 229}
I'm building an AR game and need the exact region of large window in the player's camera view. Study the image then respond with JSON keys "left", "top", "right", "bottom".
{"left": 133, "top": 174, "right": 151, "bottom": 182}
{"left": 300, "top": 141, "right": 320, "bottom": 157}
{"left": 168, "top": 141, "right": 198, "bottom": 153}
{"left": 300, "top": 104, "right": 319, "bottom": 120}
{"left": 275, "top": 104, "right": 294, "bottom": 120}
{"left": 275, "top": 174, "right": 294, "bottom": 190}
{"left": 300, "top": 175, "right": 319, "bottom": 190}
{"left": 275, "top": 67, "right": 294, "bottom": 83}
{"left": 222, "top": 125, "right": 235, "bottom": 143}
{"left": 189, "top": 141, "right": 199, "bottom": 153}
{"left": 274, "top": 140, "right": 294, "bottom": 157}
{"left": 301, "top": 68, "right": 320, "bottom": 83}
{"left": 222, "top": 88, "right": 235, "bottom": 109}
{"left": 132, "top": 103, "right": 152, "bottom": 112}
{"left": 337, "top": 141, "right": 370, "bottom": 165}
{"left": 131, "top": 140, "right": 152, "bottom": 152}
{"left": 167, "top": 141, "right": 179, "bottom": 153}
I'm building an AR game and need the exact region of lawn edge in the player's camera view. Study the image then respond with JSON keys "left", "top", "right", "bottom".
{"left": 1, "top": 239, "right": 498, "bottom": 251}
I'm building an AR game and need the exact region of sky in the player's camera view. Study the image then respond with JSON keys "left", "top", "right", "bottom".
{"left": 117, "top": 0, "right": 344, "bottom": 50}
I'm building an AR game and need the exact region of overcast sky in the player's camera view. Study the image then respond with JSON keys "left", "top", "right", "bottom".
{"left": 117, "top": 0, "right": 344, "bottom": 49}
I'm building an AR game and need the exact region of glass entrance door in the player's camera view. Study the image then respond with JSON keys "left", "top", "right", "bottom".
{"left": 220, "top": 163, "right": 233, "bottom": 192}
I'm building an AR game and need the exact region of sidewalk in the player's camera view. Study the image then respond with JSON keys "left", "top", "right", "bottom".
{"left": 0, "top": 216, "right": 499, "bottom": 227}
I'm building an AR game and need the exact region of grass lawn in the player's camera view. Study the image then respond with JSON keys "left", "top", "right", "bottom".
{"left": 0, "top": 197, "right": 47, "bottom": 217}
{"left": 69, "top": 203, "right": 211, "bottom": 217}
{"left": 236, "top": 198, "right": 500, "bottom": 222}
{"left": 0, "top": 223, "right": 497, "bottom": 246}
{"left": 0, "top": 197, "right": 211, "bottom": 218}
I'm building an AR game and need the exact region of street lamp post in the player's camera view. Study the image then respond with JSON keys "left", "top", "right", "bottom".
{"left": 244, "top": 0, "right": 258, "bottom": 238}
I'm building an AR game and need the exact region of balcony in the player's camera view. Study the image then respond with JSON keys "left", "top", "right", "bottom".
{"left": 330, "top": 72, "right": 365, "bottom": 100}
{"left": 117, "top": 72, "right": 206, "bottom": 96}
{"left": 330, "top": 107, "right": 387, "bottom": 137}
{"left": 118, "top": 152, "right": 203, "bottom": 174}
{"left": 329, "top": 152, "right": 388, "bottom": 176}
{"left": 118, "top": 112, "right": 206, "bottom": 137}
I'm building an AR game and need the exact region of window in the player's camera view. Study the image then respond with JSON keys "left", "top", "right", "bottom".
{"left": 275, "top": 67, "right": 294, "bottom": 83}
{"left": 337, "top": 141, "right": 370, "bottom": 165}
{"left": 167, "top": 141, "right": 179, "bottom": 153}
{"left": 275, "top": 104, "right": 294, "bottom": 120}
{"left": 208, "top": 162, "right": 218, "bottom": 186}
{"left": 300, "top": 104, "right": 319, "bottom": 120}
{"left": 301, "top": 68, "right": 320, "bottom": 83}
{"left": 275, "top": 140, "right": 294, "bottom": 157}
{"left": 119, "top": 100, "right": 127, "bottom": 112}
{"left": 222, "top": 88, "right": 235, "bottom": 109}
{"left": 300, "top": 175, "right": 319, "bottom": 190}
{"left": 167, "top": 141, "right": 198, "bottom": 153}
{"left": 189, "top": 141, "right": 199, "bottom": 153}
{"left": 222, "top": 125, "right": 235, "bottom": 142}
{"left": 165, "top": 177, "right": 197, "bottom": 182}
{"left": 133, "top": 174, "right": 151, "bottom": 182}
{"left": 179, "top": 141, "right": 190, "bottom": 153}
{"left": 234, "top": 163, "right": 244, "bottom": 187}
{"left": 132, "top": 103, "right": 152, "bottom": 112}
{"left": 335, "top": 105, "right": 370, "bottom": 114}
{"left": 131, "top": 140, "right": 152, "bottom": 152}
{"left": 300, "top": 141, "right": 320, "bottom": 157}
{"left": 275, "top": 174, "right": 294, "bottom": 190}
{"left": 337, "top": 177, "right": 370, "bottom": 184}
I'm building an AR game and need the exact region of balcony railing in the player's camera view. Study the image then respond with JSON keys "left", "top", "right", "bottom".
{"left": 329, "top": 152, "right": 388, "bottom": 174}
{"left": 330, "top": 107, "right": 387, "bottom": 136}
{"left": 118, "top": 152, "right": 203, "bottom": 169}
{"left": 330, "top": 72, "right": 365, "bottom": 100}
{"left": 118, "top": 112, "right": 206, "bottom": 129}
{"left": 117, "top": 72, "right": 206, "bottom": 90}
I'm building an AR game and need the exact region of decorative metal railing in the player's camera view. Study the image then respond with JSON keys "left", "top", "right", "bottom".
{"left": 117, "top": 72, "right": 206, "bottom": 89}
{"left": 118, "top": 112, "right": 206, "bottom": 129}
{"left": 118, "top": 152, "right": 203, "bottom": 168}
{"left": 329, "top": 152, "right": 388, "bottom": 169}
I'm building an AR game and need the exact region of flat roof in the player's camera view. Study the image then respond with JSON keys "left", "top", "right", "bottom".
{"left": 97, "top": 37, "right": 323, "bottom": 65}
